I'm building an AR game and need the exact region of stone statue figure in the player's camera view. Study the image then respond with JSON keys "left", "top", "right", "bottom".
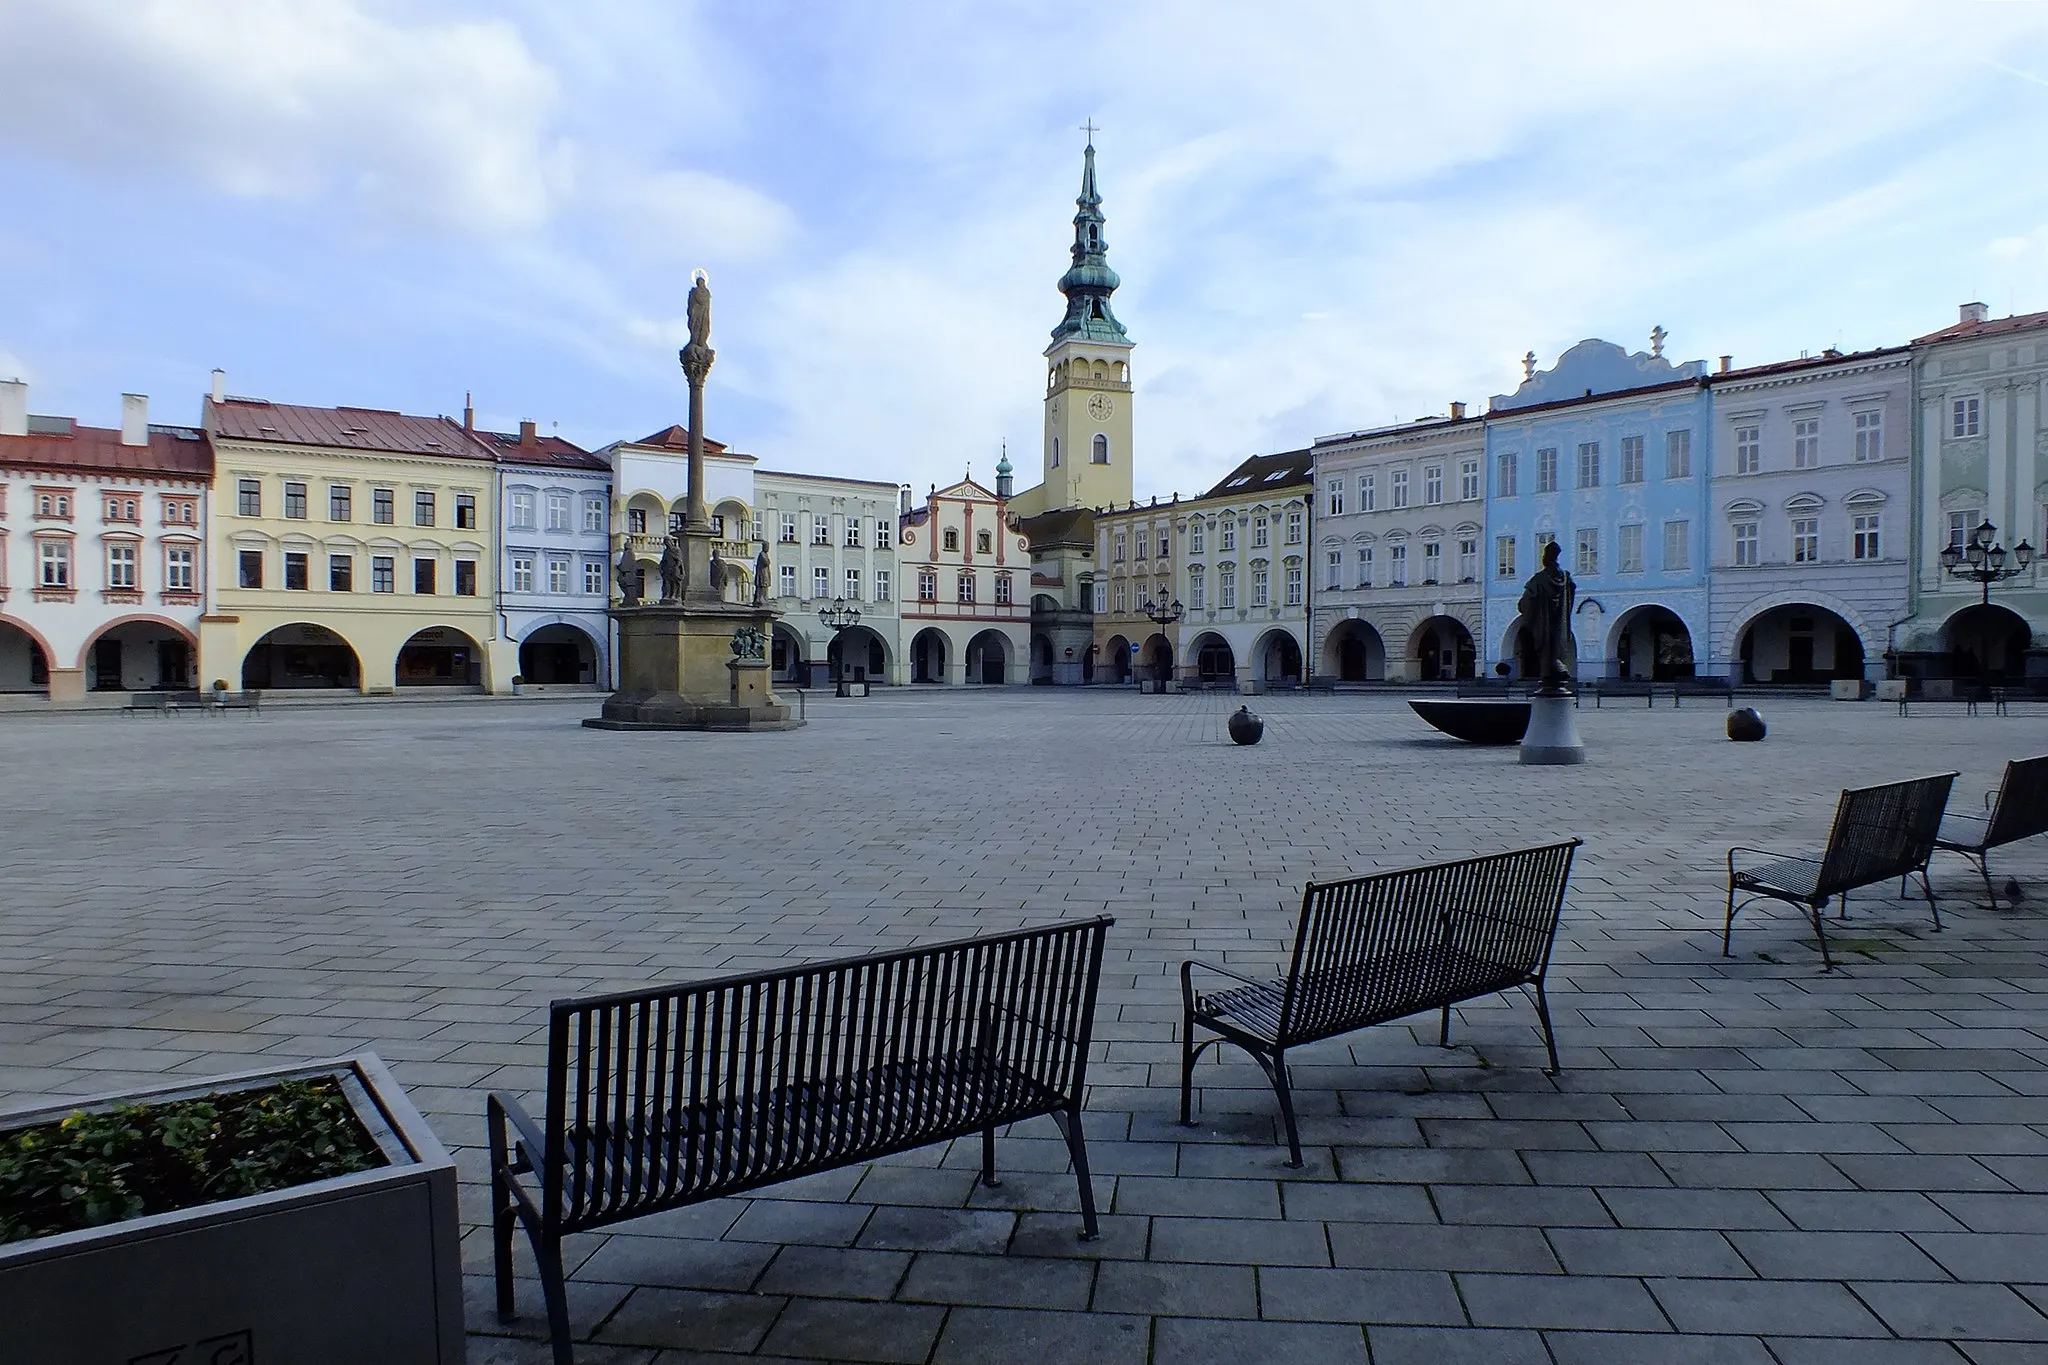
{"left": 730, "top": 625, "right": 765, "bottom": 660}
{"left": 709, "top": 548, "right": 726, "bottom": 596}
{"left": 615, "top": 541, "right": 640, "bottom": 607}
{"left": 753, "top": 547, "right": 770, "bottom": 606}
{"left": 679, "top": 271, "right": 715, "bottom": 378}
{"left": 658, "top": 536, "right": 686, "bottom": 603}
{"left": 1516, "top": 539, "right": 1577, "bottom": 694}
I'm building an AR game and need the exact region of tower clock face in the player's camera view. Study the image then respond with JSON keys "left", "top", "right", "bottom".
{"left": 1088, "top": 393, "right": 1114, "bottom": 421}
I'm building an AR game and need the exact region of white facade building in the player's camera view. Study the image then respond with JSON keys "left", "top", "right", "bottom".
{"left": 756, "top": 469, "right": 904, "bottom": 687}
{"left": 899, "top": 475, "right": 1030, "bottom": 684}
{"left": 600, "top": 425, "right": 761, "bottom": 607}
{"left": 0, "top": 383, "right": 210, "bottom": 701}
{"left": 483, "top": 421, "right": 614, "bottom": 687}
{"left": 1172, "top": 449, "right": 1316, "bottom": 690}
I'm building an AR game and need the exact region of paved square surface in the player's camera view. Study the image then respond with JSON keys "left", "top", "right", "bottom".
{"left": 4, "top": 690, "right": 2047, "bottom": 1363}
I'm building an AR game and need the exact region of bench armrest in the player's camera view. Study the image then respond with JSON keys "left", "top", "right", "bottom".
{"left": 1726, "top": 845, "right": 1795, "bottom": 878}
{"left": 1181, "top": 958, "right": 1272, "bottom": 1004}
{"left": 488, "top": 1090, "right": 552, "bottom": 1170}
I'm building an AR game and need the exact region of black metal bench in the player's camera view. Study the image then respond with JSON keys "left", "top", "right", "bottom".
{"left": 488, "top": 917, "right": 1112, "bottom": 1365}
{"left": 1301, "top": 674, "right": 1337, "bottom": 694}
{"left": 1725, "top": 772, "right": 1956, "bottom": 970}
{"left": 119, "top": 692, "right": 176, "bottom": 718}
{"left": 1933, "top": 754, "right": 2048, "bottom": 909}
{"left": 206, "top": 689, "right": 262, "bottom": 716}
{"left": 1898, "top": 684, "right": 1995, "bottom": 717}
{"left": 1588, "top": 678, "right": 1654, "bottom": 708}
{"left": 1671, "top": 676, "right": 1734, "bottom": 708}
{"left": 1179, "top": 840, "right": 1581, "bottom": 1166}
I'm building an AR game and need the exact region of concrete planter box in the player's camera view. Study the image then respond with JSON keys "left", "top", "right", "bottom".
{"left": 1876, "top": 679, "right": 1908, "bottom": 702}
{"left": 0, "top": 1053, "right": 464, "bottom": 1364}
{"left": 1831, "top": 679, "right": 1870, "bottom": 700}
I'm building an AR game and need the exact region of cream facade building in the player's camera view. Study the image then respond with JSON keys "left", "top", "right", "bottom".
{"left": 601, "top": 425, "right": 760, "bottom": 607}
{"left": 1091, "top": 498, "right": 1180, "bottom": 685}
{"left": 1173, "top": 450, "right": 1315, "bottom": 690}
{"left": 1311, "top": 408, "right": 1485, "bottom": 682}
{"left": 899, "top": 475, "right": 1030, "bottom": 683}
{"left": 756, "top": 469, "right": 904, "bottom": 686}
{"left": 199, "top": 383, "right": 510, "bottom": 692}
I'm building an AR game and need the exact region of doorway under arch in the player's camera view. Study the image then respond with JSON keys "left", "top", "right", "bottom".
{"left": 397, "top": 627, "right": 484, "bottom": 687}
{"left": 965, "top": 630, "right": 1009, "bottom": 684}
{"left": 1253, "top": 629, "right": 1303, "bottom": 685}
{"left": 0, "top": 618, "right": 52, "bottom": 693}
{"left": 1409, "top": 615, "right": 1476, "bottom": 681}
{"left": 83, "top": 617, "right": 196, "bottom": 691}
{"left": 1321, "top": 619, "right": 1385, "bottom": 682}
{"left": 1941, "top": 603, "right": 2032, "bottom": 681}
{"left": 772, "top": 624, "right": 809, "bottom": 685}
{"left": 1737, "top": 605, "right": 1864, "bottom": 684}
{"left": 1190, "top": 632, "right": 1235, "bottom": 686}
{"left": 910, "top": 627, "right": 949, "bottom": 684}
{"left": 1030, "top": 633, "right": 1055, "bottom": 684}
{"left": 827, "top": 624, "right": 890, "bottom": 684}
{"left": 519, "top": 623, "right": 599, "bottom": 684}
{"left": 243, "top": 622, "right": 361, "bottom": 690}
{"left": 1609, "top": 605, "right": 1694, "bottom": 681}
{"left": 1101, "top": 634, "right": 1131, "bottom": 684}
{"left": 1142, "top": 633, "right": 1174, "bottom": 685}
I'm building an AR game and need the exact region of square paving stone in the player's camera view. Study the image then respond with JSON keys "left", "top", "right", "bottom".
{"left": 757, "top": 1297, "right": 946, "bottom": 1363}
{"left": 928, "top": 1306, "right": 1148, "bottom": 1365}
{"left": 1366, "top": 1325, "right": 1550, "bottom": 1365}
{"left": 1152, "top": 1317, "right": 1367, "bottom": 1365}
{"left": 856, "top": 1206, "right": 1016, "bottom": 1254}
{"left": 595, "top": 1287, "right": 788, "bottom": 1352}
{"left": 1432, "top": 1184, "right": 1614, "bottom": 1227}
{"left": 1850, "top": 1281, "right": 2048, "bottom": 1341}
{"left": 896, "top": 1251, "right": 1093, "bottom": 1309}
{"left": 1766, "top": 1190, "right": 1967, "bottom": 1233}
{"left": 1906, "top": 1232, "right": 2048, "bottom": 1282}
{"left": 1543, "top": 1330, "right": 1775, "bottom": 1364}
{"left": 1729, "top": 1229, "right": 1946, "bottom": 1281}
{"left": 1150, "top": 1215, "right": 1330, "bottom": 1265}
{"left": 1006, "top": 1210, "right": 1150, "bottom": 1261}
{"left": 572, "top": 1236, "right": 777, "bottom": 1294}
{"left": 756, "top": 1245, "right": 912, "bottom": 1300}
{"left": 1457, "top": 1273, "right": 1669, "bottom": 1331}
{"left": 726, "top": 1199, "right": 874, "bottom": 1248}
{"left": 1764, "top": 1342, "right": 1971, "bottom": 1365}
{"left": 1279, "top": 1180, "right": 1437, "bottom": 1224}
{"left": 1256, "top": 1266, "right": 1464, "bottom": 1325}
{"left": 1092, "top": 1260, "right": 1259, "bottom": 1318}
{"left": 1328, "top": 1222, "right": 1561, "bottom": 1274}
{"left": 1111, "top": 1174, "right": 1281, "bottom": 1219}
{"left": 1599, "top": 1188, "right": 1791, "bottom": 1230}
{"left": 1645, "top": 1279, "right": 1889, "bottom": 1337}
{"left": 1545, "top": 1228, "right": 1752, "bottom": 1278}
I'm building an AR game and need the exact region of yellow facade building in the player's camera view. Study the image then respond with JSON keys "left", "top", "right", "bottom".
{"left": 197, "top": 387, "right": 513, "bottom": 692}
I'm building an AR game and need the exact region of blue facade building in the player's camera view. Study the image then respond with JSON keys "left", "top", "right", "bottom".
{"left": 1483, "top": 339, "right": 1713, "bottom": 680}
{"left": 481, "top": 421, "right": 614, "bottom": 687}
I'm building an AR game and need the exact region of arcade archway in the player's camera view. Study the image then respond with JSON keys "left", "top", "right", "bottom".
{"left": 1941, "top": 603, "right": 2032, "bottom": 681}
{"left": 242, "top": 623, "right": 361, "bottom": 690}
{"left": 518, "top": 623, "right": 599, "bottom": 684}
{"left": 910, "top": 627, "right": 949, "bottom": 684}
{"left": 396, "top": 627, "right": 484, "bottom": 687}
{"left": 0, "top": 618, "right": 51, "bottom": 693}
{"left": 1190, "top": 632, "right": 1235, "bottom": 686}
{"left": 1737, "top": 605, "right": 1864, "bottom": 684}
{"left": 1253, "top": 629, "right": 1302, "bottom": 685}
{"left": 1409, "top": 615, "right": 1476, "bottom": 681}
{"left": 965, "top": 630, "right": 1009, "bottom": 684}
{"left": 1321, "top": 619, "right": 1385, "bottom": 682}
{"left": 827, "top": 625, "right": 890, "bottom": 684}
{"left": 1609, "top": 605, "right": 1694, "bottom": 681}
{"left": 83, "top": 617, "right": 196, "bottom": 691}
{"left": 1101, "top": 634, "right": 1132, "bottom": 684}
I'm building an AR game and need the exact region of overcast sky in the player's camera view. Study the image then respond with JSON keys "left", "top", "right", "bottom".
{"left": 4, "top": 1, "right": 2048, "bottom": 500}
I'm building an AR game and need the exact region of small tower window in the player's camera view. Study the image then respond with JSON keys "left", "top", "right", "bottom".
{"left": 1092, "top": 434, "right": 1109, "bottom": 465}
{"left": 1051, "top": 437, "right": 1060, "bottom": 468}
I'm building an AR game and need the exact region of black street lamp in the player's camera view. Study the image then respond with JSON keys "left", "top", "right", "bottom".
{"left": 1140, "top": 595, "right": 1183, "bottom": 693}
{"left": 818, "top": 598, "right": 861, "bottom": 696}
{"left": 1939, "top": 519, "right": 2035, "bottom": 606}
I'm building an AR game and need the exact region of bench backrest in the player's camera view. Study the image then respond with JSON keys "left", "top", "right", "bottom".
{"left": 1986, "top": 755, "right": 2048, "bottom": 849}
{"left": 540, "top": 917, "right": 1110, "bottom": 1233}
{"left": 1281, "top": 841, "right": 1580, "bottom": 1043}
{"left": 1815, "top": 772, "right": 1958, "bottom": 897}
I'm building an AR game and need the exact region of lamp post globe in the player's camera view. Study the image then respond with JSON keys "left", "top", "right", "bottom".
{"left": 1940, "top": 518, "right": 2034, "bottom": 607}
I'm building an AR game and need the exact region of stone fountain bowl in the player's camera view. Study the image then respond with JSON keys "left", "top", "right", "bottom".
{"left": 1408, "top": 698, "right": 1532, "bottom": 745}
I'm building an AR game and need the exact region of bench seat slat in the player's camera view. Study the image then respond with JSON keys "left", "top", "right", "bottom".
{"left": 1196, "top": 947, "right": 1533, "bottom": 1047}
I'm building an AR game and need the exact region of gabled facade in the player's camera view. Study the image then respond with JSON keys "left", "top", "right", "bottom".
{"left": 1483, "top": 338, "right": 1712, "bottom": 681}
{"left": 1706, "top": 347, "right": 1912, "bottom": 683}
{"left": 0, "top": 382, "right": 212, "bottom": 700}
{"left": 1310, "top": 407, "right": 1485, "bottom": 682}
{"left": 757, "top": 469, "right": 903, "bottom": 686}
{"left": 899, "top": 474, "right": 1029, "bottom": 683}
{"left": 479, "top": 418, "right": 613, "bottom": 687}
{"left": 1171, "top": 449, "right": 1315, "bottom": 690}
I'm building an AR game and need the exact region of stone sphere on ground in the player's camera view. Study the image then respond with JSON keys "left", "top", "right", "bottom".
{"left": 1727, "top": 707, "right": 1767, "bottom": 742}
{"left": 1228, "top": 705, "right": 1265, "bottom": 745}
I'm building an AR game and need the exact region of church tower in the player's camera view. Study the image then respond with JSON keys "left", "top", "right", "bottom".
{"left": 1040, "top": 138, "right": 1134, "bottom": 515}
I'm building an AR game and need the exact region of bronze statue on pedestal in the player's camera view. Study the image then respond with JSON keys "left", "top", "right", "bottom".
{"left": 1517, "top": 539, "right": 1577, "bottom": 695}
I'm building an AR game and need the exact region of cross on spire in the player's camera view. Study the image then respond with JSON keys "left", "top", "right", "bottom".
{"left": 1080, "top": 119, "right": 1098, "bottom": 144}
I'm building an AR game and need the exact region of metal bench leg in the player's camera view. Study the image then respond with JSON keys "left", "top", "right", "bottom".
{"left": 1722, "top": 879, "right": 1738, "bottom": 956}
{"left": 1919, "top": 863, "right": 1943, "bottom": 932}
{"left": 1049, "top": 1105, "right": 1100, "bottom": 1240}
{"left": 981, "top": 1124, "right": 1000, "bottom": 1187}
{"left": 1178, "top": 1008, "right": 1200, "bottom": 1126}
{"left": 486, "top": 1098, "right": 517, "bottom": 1322}
{"left": 534, "top": 1236, "right": 575, "bottom": 1365}
{"left": 1531, "top": 981, "right": 1561, "bottom": 1076}
{"left": 1255, "top": 1049, "right": 1304, "bottom": 1168}
{"left": 1438, "top": 1002, "right": 1453, "bottom": 1049}
{"left": 1810, "top": 901, "right": 1836, "bottom": 972}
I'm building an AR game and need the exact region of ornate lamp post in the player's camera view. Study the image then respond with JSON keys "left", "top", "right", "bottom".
{"left": 1140, "top": 595, "right": 1183, "bottom": 693}
{"left": 818, "top": 598, "right": 862, "bottom": 696}
{"left": 1940, "top": 519, "right": 2035, "bottom": 607}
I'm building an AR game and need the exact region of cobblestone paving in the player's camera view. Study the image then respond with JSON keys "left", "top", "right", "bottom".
{"left": 4, "top": 691, "right": 2048, "bottom": 1364}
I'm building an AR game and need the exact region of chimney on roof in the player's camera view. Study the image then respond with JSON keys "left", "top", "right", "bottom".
{"left": 1450, "top": 401, "right": 1467, "bottom": 420}
{"left": 121, "top": 393, "right": 148, "bottom": 447}
{"left": 1960, "top": 301, "right": 1989, "bottom": 324}
{"left": 464, "top": 392, "right": 474, "bottom": 432}
{"left": 900, "top": 485, "right": 912, "bottom": 516}
{"left": 1718, "top": 355, "right": 1732, "bottom": 374}
{"left": 0, "top": 379, "right": 25, "bottom": 437}
{"left": 210, "top": 369, "right": 225, "bottom": 403}
{"left": 518, "top": 420, "right": 538, "bottom": 448}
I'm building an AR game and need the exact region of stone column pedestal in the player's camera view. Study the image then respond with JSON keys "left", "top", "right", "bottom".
{"left": 1519, "top": 692, "right": 1586, "bottom": 765}
{"left": 584, "top": 603, "right": 802, "bottom": 732}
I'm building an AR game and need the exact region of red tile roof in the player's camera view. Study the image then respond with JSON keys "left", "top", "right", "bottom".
{"left": 0, "top": 422, "right": 213, "bottom": 480}
{"left": 1707, "top": 345, "right": 1910, "bottom": 384}
{"left": 1912, "top": 308, "right": 2048, "bottom": 345}
{"left": 633, "top": 424, "right": 730, "bottom": 455}
{"left": 472, "top": 427, "right": 608, "bottom": 471}
{"left": 208, "top": 398, "right": 488, "bottom": 460}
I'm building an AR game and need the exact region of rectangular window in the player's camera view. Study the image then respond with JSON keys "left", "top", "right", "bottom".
{"left": 1665, "top": 429, "right": 1692, "bottom": 479}
{"left": 1250, "top": 563, "right": 1270, "bottom": 608}
{"left": 1133, "top": 530, "right": 1146, "bottom": 560}
{"left": 1113, "top": 532, "right": 1126, "bottom": 562}
{"left": 543, "top": 492, "right": 567, "bottom": 531}
{"left": 1422, "top": 540, "right": 1442, "bottom": 582}
{"left": 1188, "top": 571, "right": 1205, "bottom": 610}
{"left": 1791, "top": 517, "right": 1819, "bottom": 564}
{"left": 283, "top": 551, "right": 308, "bottom": 591}
{"left": 875, "top": 519, "right": 892, "bottom": 549}
{"left": 371, "top": 556, "right": 394, "bottom": 593}
{"left": 583, "top": 559, "right": 605, "bottom": 594}
{"left": 104, "top": 494, "right": 139, "bottom": 523}
{"left": 779, "top": 512, "right": 797, "bottom": 542}
{"left": 237, "top": 479, "right": 261, "bottom": 516}
{"left": 1497, "top": 452, "right": 1517, "bottom": 497}
{"left": 511, "top": 556, "right": 534, "bottom": 592}
{"left": 1536, "top": 447, "right": 1558, "bottom": 493}
{"left": 547, "top": 558, "right": 568, "bottom": 594}
{"left": 414, "top": 491, "right": 435, "bottom": 527}
{"left": 812, "top": 514, "right": 830, "bottom": 545}
{"left": 1459, "top": 459, "right": 1480, "bottom": 501}
{"left": 1619, "top": 435, "right": 1644, "bottom": 484}
{"left": 1663, "top": 520, "right": 1691, "bottom": 571}
{"left": 1357, "top": 547, "right": 1372, "bottom": 587}
{"left": 1112, "top": 582, "right": 1126, "bottom": 613}
{"left": 1389, "top": 544, "right": 1407, "bottom": 586}
{"left": 107, "top": 542, "right": 137, "bottom": 588}
{"left": 1620, "top": 523, "right": 1645, "bottom": 573}
{"left": 1392, "top": 468, "right": 1410, "bottom": 508}
{"left": 958, "top": 572, "right": 976, "bottom": 604}
{"left": 1423, "top": 464, "right": 1443, "bottom": 505}
{"left": 283, "top": 482, "right": 307, "bottom": 519}
{"left": 1158, "top": 533, "right": 1170, "bottom": 558}
{"left": 1327, "top": 478, "right": 1345, "bottom": 515}
{"left": 1218, "top": 563, "right": 1236, "bottom": 608}
{"left": 779, "top": 563, "right": 796, "bottom": 597}
{"left": 1734, "top": 425, "right": 1760, "bottom": 474}
{"left": 1575, "top": 528, "right": 1598, "bottom": 576}
{"left": 1253, "top": 517, "right": 1270, "bottom": 548}
{"left": 1577, "top": 442, "right": 1600, "bottom": 488}
{"left": 237, "top": 549, "right": 262, "bottom": 588}
{"left": 1092, "top": 580, "right": 1106, "bottom": 612}
{"left": 1793, "top": 417, "right": 1821, "bottom": 469}
{"left": 328, "top": 554, "right": 353, "bottom": 591}
{"left": 874, "top": 569, "right": 891, "bottom": 602}
{"left": 1285, "top": 563, "right": 1303, "bottom": 607}
{"left": 412, "top": 558, "right": 435, "bottom": 593}
{"left": 1190, "top": 521, "right": 1205, "bottom": 554}
{"left": 995, "top": 575, "right": 1012, "bottom": 605}
{"left": 329, "top": 485, "right": 352, "bottom": 521}
{"left": 1853, "top": 512, "right": 1881, "bottom": 561}
{"left": 375, "top": 488, "right": 397, "bottom": 525}
{"left": 1285, "top": 510, "right": 1302, "bottom": 544}
{"left": 1495, "top": 536, "right": 1516, "bottom": 579}
{"left": 39, "top": 539, "right": 72, "bottom": 587}
{"left": 1731, "top": 521, "right": 1758, "bottom": 567}
{"left": 1853, "top": 410, "right": 1882, "bottom": 462}
{"left": 1536, "top": 530, "right": 1556, "bottom": 551}
{"left": 845, "top": 568, "right": 861, "bottom": 599}
{"left": 1220, "top": 521, "right": 1236, "bottom": 553}
{"left": 585, "top": 499, "right": 607, "bottom": 532}
{"left": 627, "top": 508, "right": 647, "bottom": 535}
{"left": 844, "top": 517, "right": 862, "bottom": 548}
{"left": 1457, "top": 537, "right": 1477, "bottom": 583}
{"left": 1953, "top": 396, "right": 1980, "bottom": 438}
{"left": 1326, "top": 549, "right": 1344, "bottom": 590}
{"left": 457, "top": 494, "right": 477, "bottom": 530}
{"left": 813, "top": 565, "right": 831, "bottom": 598}
{"left": 166, "top": 545, "right": 195, "bottom": 591}
{"left": 1948, "top": 510, "right": 1980, "bottom": 551}
{"left": 1360, "top": 472, "right": 1376, "bottom": 511}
